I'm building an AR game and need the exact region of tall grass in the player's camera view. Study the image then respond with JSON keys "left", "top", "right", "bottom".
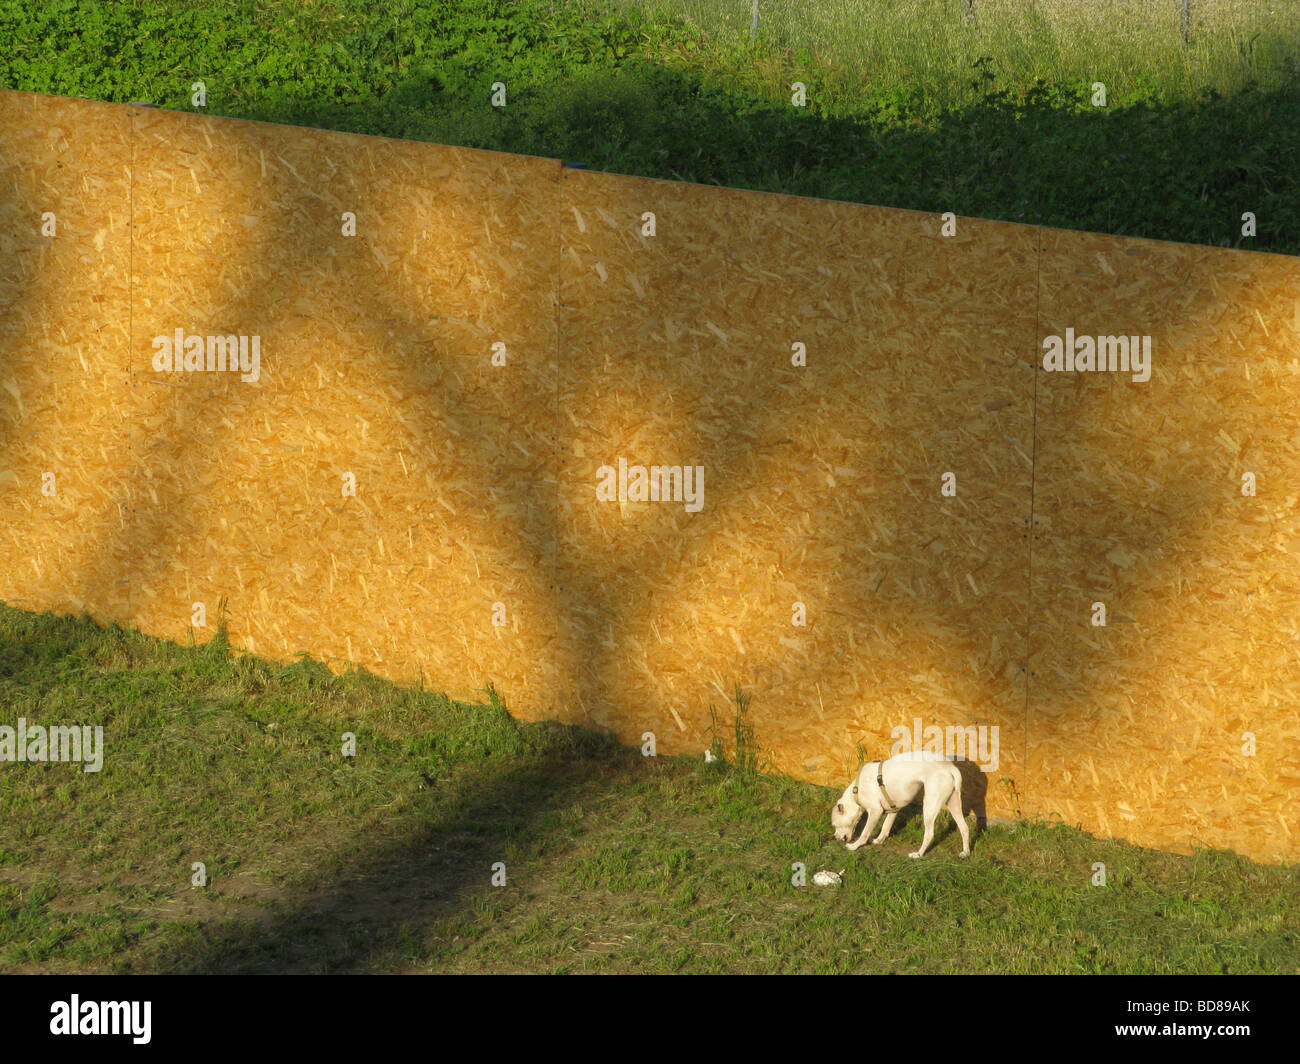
{"left": 707, "top": 683, "right": 761, "bottom": 774}
{"left": 601, "top": 0, "right": 1300, "bottom": 109}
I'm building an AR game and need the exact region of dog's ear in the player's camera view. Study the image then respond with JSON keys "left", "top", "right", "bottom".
{"left": 835, "top": 803, "right": 844, "bottom": 814}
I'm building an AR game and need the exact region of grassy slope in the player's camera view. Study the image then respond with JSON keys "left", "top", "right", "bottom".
{"left": 0, "top": 604, "right": 1296, "bottom": 974}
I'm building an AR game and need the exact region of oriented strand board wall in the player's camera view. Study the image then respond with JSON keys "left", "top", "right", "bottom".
{"left": 0, "top": 89, "right": 1296, "bottom": 863}
{"left": 1030, "top": 230, "right": 1300, "bottom": 860}
{"left": 122, "top": 106, "right": 562, "bottom": 711}
{"left": 0, "top": 91, "right": 563, "bottom": 712}
{"left": 0, "top": 93, "right": 133, "bottom": 620}
{"left": 556, "top": 170, "right": 1033, "bottom": 822}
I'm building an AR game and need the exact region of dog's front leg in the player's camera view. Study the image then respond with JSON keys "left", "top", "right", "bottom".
{"left": 870, "top": 811, "right": 898, "bottom": 845}
{"left": 846, "top": 809, "right": 882, "bottom": 851}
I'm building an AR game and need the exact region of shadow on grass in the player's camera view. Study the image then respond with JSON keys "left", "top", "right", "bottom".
{"left": 153, "top": 718, "right": 634, "bottom": 974}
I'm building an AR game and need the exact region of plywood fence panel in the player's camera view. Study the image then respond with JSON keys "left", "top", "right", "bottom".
{"left": 1031, "top": 229, "right": 1300, "bottom": 860}
{"left": 557, "top": 170, "right": 1034, "bottom": 816}
{"left": 1, "top": 87, "right": 1295, "bottom": 863}
{"left": 124, "top": 106, "right": 562, "bottom": 711}
{"left": 881, "top": 217, "right": 1038, "bottom": 819}
{"left": 0, "top": 92, "right": 133, "bottom": 619}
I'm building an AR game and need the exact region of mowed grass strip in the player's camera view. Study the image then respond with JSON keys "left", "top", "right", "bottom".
{"left": 0, "top": 603, "right": 1296, "bottom": 974}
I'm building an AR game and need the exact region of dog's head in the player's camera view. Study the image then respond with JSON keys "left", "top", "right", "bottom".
{"left": 830, "top": 784, "right": 864, "bottom": 843}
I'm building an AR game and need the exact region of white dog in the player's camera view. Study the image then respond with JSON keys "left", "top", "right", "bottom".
{"left": 830, "top": 754, "right": 971, "bottom": 859}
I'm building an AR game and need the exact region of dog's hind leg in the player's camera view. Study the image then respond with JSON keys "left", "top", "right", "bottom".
{"left": 909, "top": 789, "right": 943, "bottom": 858}
{"left": 946, "top": 787, "right": 971, "bottom": 858}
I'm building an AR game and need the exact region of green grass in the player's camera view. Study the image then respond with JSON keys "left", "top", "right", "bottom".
{"left": 0, "top": 603, "right": 1296, "bottom": 974}
{"left": 0, "top": 0, "right": 1296, "bottom": 252}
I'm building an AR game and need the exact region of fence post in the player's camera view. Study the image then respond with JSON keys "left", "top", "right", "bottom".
{"left": 751, "top": 0, "right": 759, "bottom": 33}
{"left": 1181, "top": 0, "right": 1191, "bottom": 44}
{"left": 962, "top": 0, "right": 976, "bottom": 28}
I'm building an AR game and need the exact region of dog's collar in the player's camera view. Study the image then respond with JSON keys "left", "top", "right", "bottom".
{"left": 852, "top": 761, "right": 902, "bottom": 814}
